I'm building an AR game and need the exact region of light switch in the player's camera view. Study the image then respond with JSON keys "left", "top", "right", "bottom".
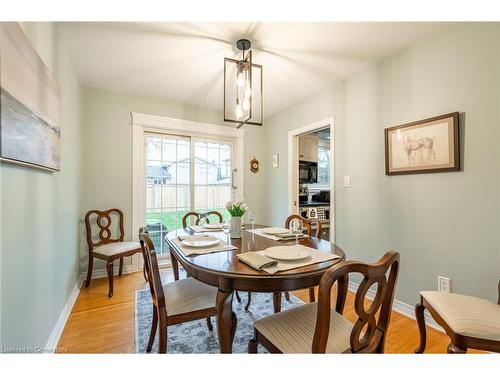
{"left": 344, "top": 175, "right": 351, "bottom": 188}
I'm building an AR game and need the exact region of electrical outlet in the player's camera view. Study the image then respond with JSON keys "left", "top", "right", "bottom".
{"left": 438, "top": 276, "right": 452, "bottom": 293}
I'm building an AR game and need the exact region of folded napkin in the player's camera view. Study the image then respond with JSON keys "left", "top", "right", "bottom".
{"left": 274, "top": 232, "right": 305, "bottom": 240}
{"left": 237, "top": 252, "right": 278, "bottom": 271}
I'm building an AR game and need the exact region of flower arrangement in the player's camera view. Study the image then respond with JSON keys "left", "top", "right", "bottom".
{"left": 226, "top": 200, "right": 248, "bottom": 217}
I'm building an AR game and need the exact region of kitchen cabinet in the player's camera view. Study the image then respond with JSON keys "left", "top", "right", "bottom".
{"left": 298, "top": 134, "right": 318, "bottom": 162}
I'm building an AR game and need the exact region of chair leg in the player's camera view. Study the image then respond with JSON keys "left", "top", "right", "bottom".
{"left": 158, "top": 312, "right": 167, "bottom": 353}
{"left": 235, "top": 291, "right": 242, "bottom": 303}
{"left": 106, "top": 260, "right": 114, "bottom": 298}
{"left": 248, "top": 329, "right": 259, "bottom": 353}
{"left": 84, "top": 255, "right": 94, "bottom": 288}
{"left": 147, "top": 308, "right": 158, "bottom": 353}
{"left": 206, "top": 317, "right": 213, "bottom": 331}
{"left": 308, "top": 287, "right": 315, "bottom": 302}
{"left": 244, "top": 292, "right": 252, "bottom": 311}
{"left": 414, "top": 302, "right": 427, "bottom": 353}
{"left": 273, "top": 292, "right": 282, "bottom": 313}
{"left": 447, "top": 343, "right": 466, "bottom": 354}
{"left": 284, "top": 292, "right": 290, "bottom": 301}
{"left": 118, "top": 257, "right": 124, "bottom": 276}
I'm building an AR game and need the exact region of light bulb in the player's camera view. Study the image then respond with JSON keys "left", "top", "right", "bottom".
{"left": 242, "top": 99, "right": 250, "bottom": 111}
{"left": 237, "top": 72, "right": 245, "bottom": 88}
{"left": 235, "top": 104, "right": 243, "bottom": 119}
{"left": 244, "top": 85, "right": 252, "bottom": 99}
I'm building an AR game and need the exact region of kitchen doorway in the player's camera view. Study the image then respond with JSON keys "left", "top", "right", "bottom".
{"left": 288, "top": 117, "right": 334, "bottom": 242}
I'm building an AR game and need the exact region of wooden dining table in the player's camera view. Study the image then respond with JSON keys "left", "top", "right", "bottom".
{"left": 165, "top": 224, "right": 346, "bottom": 353}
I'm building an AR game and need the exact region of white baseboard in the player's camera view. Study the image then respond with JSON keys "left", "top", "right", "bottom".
{"left": 348, "top": 281, "right": 444, "bottom": 333}
{"left": 44, "top": 281, "right": 81, "bottom": 353}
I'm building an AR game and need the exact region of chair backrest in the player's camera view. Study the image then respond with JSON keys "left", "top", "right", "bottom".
{"left": 85, "top": 208, "right": 125, "bottom": 251}
{"left": 139, "top": 229, "right": 166, "bottom": 311}
{"left": 312, "top": 251, "right": 400, "bottom": 353}
{"left": 182, "top": 211, "right": 223, "bottom": 227}
{"left": 285, "top": 214, "right": 322, "bottom": 239}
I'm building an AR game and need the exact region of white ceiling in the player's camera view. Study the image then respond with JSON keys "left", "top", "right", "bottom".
{"left": 62, "top": 22, "right": 451, "bottom": 118}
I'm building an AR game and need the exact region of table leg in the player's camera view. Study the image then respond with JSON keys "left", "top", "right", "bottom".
{"left": 170, "top": 248, "right": 180, "bottom": 281}
{"left": 272, "top": 292, "right": 282, "bottom": 313}
{"left": 216, "top": 289, "right": 236, "bottom": 353}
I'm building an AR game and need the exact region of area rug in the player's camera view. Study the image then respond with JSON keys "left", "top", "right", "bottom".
{"left": 135, "top": 289, "right": 304, "bottom": 353}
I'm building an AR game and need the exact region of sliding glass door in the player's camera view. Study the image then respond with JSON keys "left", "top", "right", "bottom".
{"left": 145, "top": 133, "right": 233, "bottom": 256}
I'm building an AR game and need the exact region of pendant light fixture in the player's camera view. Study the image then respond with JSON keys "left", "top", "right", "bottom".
{"left": 224, "top": 39, "right": 263, "bottom": 128}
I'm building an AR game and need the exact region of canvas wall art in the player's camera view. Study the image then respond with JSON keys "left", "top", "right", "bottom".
{"left": 384, "top": 112, "right": 460, "bottom": 175}
{"left": 0, "top": 22, "right": 61, "bottom": 171}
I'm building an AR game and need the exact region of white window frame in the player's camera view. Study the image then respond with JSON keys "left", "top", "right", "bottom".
{"left": 131, "top": 112, "right": 245, "bottom": 271}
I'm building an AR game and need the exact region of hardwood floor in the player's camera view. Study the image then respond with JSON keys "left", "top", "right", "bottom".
{"left": 57, "top": 269, "right": 482, "bottom": 354}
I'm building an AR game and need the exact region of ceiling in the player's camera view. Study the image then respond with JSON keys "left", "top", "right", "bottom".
{"left": 62, "top": 22, "right": 451, "bottom": 118}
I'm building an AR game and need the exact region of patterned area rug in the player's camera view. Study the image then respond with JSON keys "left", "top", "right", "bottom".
{"left": 135, "top": 289, "right": 304, "bottom": 353}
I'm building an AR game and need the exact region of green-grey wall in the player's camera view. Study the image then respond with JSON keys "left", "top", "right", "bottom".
{"left": 265, "top": 23, "right": 500, "bottom": 304}
{"left": 0, "top": 23, "right": 83, "bottom": 349}
{"left": 80, "top": 87, "right": 267, "bottom": 272}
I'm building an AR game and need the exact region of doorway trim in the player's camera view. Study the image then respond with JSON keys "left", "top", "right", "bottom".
{"left": 130, "top": 112, "right": 245, "bottom": 271}
{"left": 287, "top": 116, "right": 335, "bottom": 242}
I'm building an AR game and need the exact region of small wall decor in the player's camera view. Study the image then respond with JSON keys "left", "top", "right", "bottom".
{"left": 0, "top": 23, "right": 61, "bottom": 171}
{"left": 385, "top": 112, "right": 459, "bottom": 175}
{"left": 250, "top": 156, "right": 259, "bottom": 173}
{"left": 272, "top": 153, "right": 279, "bottom": 168}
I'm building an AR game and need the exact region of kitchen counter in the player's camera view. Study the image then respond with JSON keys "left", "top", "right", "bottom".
{"left": 299, "top": 201, "right": 330, "bottom": 207}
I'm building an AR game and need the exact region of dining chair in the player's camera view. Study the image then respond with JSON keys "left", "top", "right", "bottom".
{"left": 181, "top": 210, "right": 223, "bottom": 227}
{"left": 415, "top": 280, "right": 500, "bottom": 353}
{"left": 248, "top": 251, "right": 400, "bottom": 353}
{"left": 177, "top": 210, "right": 243, "bottom": 303}
{"left": 139, "top": 229, "right": 218, "bottom": 353}
{"left": 84, "top": 208, "right": 146, "bottom": 297}
{"left": 244, "top": 214, "right": 323, "bottom": 312}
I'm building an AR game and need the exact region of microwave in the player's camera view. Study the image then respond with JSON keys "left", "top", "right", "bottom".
{"left": 299, "top": 161, "right": 318, "bottom": 184}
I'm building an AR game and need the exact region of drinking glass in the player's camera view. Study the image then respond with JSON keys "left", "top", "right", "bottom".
{"left": 248, "top": 209, "right": 257, "bottom": 230}
{"left": 290, "top": 219, "right": 303, "bottom": 245}
{"left": 221, "top": 219, "right": 231, "bottom": 245}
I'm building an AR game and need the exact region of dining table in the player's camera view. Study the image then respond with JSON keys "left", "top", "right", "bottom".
{"left": 165, "top": 224, "right": 346, "bottom": 353}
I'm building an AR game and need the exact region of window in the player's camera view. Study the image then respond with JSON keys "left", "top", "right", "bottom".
{"left": 144, "top": 134, "right": 234, "bottom": 255}
{"left": 317, "top": 144, "right": 330, "bottom": 185}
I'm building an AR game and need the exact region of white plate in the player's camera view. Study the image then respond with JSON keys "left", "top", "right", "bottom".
{"left": 262, "top": 227, "right": 290, "bottom": 235}
{"left": 181, "top": 236, "right": 220, "bottom": 248}
{"left": 203, "top": 223, "right": 222, "bottom": 229}
{"left": 264, "top": 246, "right": 311, "bottom": 261}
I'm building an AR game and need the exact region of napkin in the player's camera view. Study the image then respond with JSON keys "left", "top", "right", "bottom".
{"left": 236, "top": 252, "right": 278, "bottom": 271}
{"left": 274, "top": 232, "right": 305, "bottom": 239}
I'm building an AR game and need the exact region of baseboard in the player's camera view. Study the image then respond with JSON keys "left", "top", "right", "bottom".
{"left": 348, "top": 281, "right": 444, "bottom": 333}
{"left": 44, "top": 281, "right": 81, "bottom": 353}
{"left": 79, "top": 265, "right": 134, "bottom": 287}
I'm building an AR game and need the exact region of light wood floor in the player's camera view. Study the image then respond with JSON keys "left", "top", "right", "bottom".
{"left": 57, "top": 269, "right": 481, "bottom": 354}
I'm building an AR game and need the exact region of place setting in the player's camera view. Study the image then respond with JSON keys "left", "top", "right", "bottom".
{"left": 174, "top": 220, "right": 237, "bottom": 256}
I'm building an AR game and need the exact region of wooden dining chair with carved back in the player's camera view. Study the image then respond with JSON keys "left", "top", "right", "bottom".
{"left": 181, "top": 210, "right": 224, "bottom": 228}
{"left": 248, "top": 251, "right": 400, "bottom": 353}
{"left": 84, "top": 208, "right": 146, "bottom": 297}
{"left": 139, "top": 229, "right": 218, "bottom": 353}
{"left": 414, "top": 280, "right": 500, "bottom": 353}
{"left": 243, "top": 215, "right": 323, "bottom": 311}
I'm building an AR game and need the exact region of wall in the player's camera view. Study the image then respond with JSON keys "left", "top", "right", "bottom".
{"left": 0, "top": 23, "right": 83, "bottom": 349}
{"left": 265, "top": 23, "right": 500, "bottom": 304}
{"left": 80, "top": 87, "right": 267, "bottom": 272}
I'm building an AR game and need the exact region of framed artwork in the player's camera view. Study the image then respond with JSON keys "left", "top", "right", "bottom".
{"left": 0, "top": 22, "right": 61, "bottom": 171}
{"left": 385, "top": 112, "right": 460, "bottom": 175}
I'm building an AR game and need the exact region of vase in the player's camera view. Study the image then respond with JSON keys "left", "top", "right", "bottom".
{"left": 230, "top": 216, "right": 242, "bottom": 239}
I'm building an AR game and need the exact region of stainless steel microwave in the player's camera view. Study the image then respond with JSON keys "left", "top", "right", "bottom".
{"left": 299, "top": 161, "right": 318, "bottom": 184}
